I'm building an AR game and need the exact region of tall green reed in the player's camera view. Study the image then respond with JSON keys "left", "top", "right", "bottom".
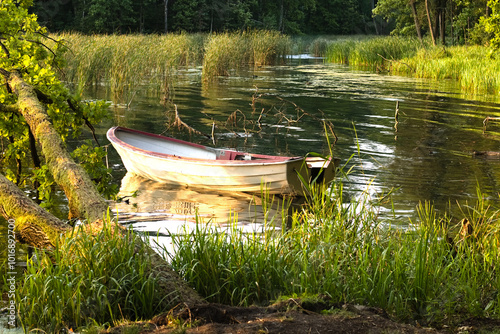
{"left": 325, "top": 36, "right": 500, "bottom": 94}
{"left": 325, "top": 36, "right": 421, "bottom": 69}
{"left": 57, "top": 31, "right": 290, "bottom": 99}
{"left": 57, "top": 33, "right": 205, "bottom": 102}
{"left": 391, "top": 45, "right": 500, "bottom": 94}
{"left": 168, "top": 176, "right": 500, "bottom": 324}
{"left": 17, "top": 220, "right": 172, "bottom": 333}
{"left": 202, "top": 30, "right": 290, "bottom": 81}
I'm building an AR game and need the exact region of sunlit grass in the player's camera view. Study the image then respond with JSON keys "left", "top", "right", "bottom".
{"left": 167, "top": 176, "right": 500, "bottom": 325}
{"left": 325, "top": 36, "right": 421, "bottom": 68}
{"left": 16, "top": 220, "right": 173, "bottom": 333}
{"left": 57, "top": 33, "right": 205, "bottom": 101}
{"left": 56, "top": 31, "right": 290, "bottom": 94}
{"left": 392, "top": 45, "right": 500, "bottom": 94}
{"left": 325, "top": 37, "right": 500, "bottom": 95}
{"left": 202, "top": 30, "right": 290, "bottom": 80}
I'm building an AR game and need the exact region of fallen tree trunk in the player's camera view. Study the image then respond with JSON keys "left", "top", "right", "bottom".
{"left": 0, "top": 173, "right": 69, "bottom": 249}
{"left": 0, "top": 173, "right": 205, "bottom": 306}
{"left": 7, "top": 70, "right": 108, "bottom": 221}
{"left": 1, "top": 69, "right": 206, "bottom": 307}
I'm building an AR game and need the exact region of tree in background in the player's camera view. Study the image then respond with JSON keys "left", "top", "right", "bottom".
{"left": 373, "top": 0, "right": 492, "bottom": 45}
{"left": 32, "top": 0, "right": 382, "bottom": 34}
{"left": 34, "top": 0, "right": 164, "bottom": 33}
{"left": 454, "top": 0, "right": 491, "bottom": 45}
{"left": 372, "top": 0, "right": 417, "bottom": 36}
{"left": 482, "top": 0, "right": 500, "bottom": 49}
{"left": 305, "top": 0, "right": 373, "bottom": 34}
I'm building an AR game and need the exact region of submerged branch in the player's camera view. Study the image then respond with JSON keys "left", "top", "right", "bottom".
{"left": 169, "top": 104, "right": 211, "bottom": 139}
{"left": 483, "top": 116, "right": 500, "bottom": 134}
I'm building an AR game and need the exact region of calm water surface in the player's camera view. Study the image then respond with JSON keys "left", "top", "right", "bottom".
{"left": 106, "top": 57, "right": 500, "bottom": 229}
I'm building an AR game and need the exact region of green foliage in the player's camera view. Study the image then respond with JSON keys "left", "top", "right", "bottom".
{"left": 72, "top": 141, "right": 117, "bottom": 199}
{"left": 306, "top": 0, "right": 372, "bottom": 35}
{"left": 372, "top": 0, "right": 415, "bottom": 36}
{"left": 453, "top": 0, "right": 490, "bottom": 45}
{"left": 33, "top": 0, "right": 377, "bottom": 35}
{"left": 17, "top": 220, "right": 172, "bottom": 332}
{"left": 483, "top": 0, "right": 500, "bottom": 50}
{"left": 0, "top": 0, "right": 115, "bottom": 206}
{"left": 31, "top": 164, "right": 55, "bottom": 208}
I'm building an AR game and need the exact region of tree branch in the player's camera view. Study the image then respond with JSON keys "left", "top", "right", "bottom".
{"left": 66, "top": 98, "right": 100, "bottom": 146}
{"left": 0, "top": 172, "right": 70, "bottom": 249}
{"left": 0, "top": 39, "right": 10, "bottom": 58}
{"left": 0, "top": 102, "right": 17, "bottom": 113}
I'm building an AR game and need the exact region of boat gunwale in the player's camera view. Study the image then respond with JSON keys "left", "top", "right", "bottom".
{"left": 107, "top": 126, "right": 305, "bottom": 166}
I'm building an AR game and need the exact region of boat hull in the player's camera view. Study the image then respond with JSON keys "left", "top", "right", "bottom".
{"left": 107, "top": 127, "right": 335, "bottom": 195}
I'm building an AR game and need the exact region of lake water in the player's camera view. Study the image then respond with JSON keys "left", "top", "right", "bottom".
{"left": 1, "top": 56, "right": 500, "bottom": 282}
{"left": 106, "top": 56, "right": 500, "bottom": 230}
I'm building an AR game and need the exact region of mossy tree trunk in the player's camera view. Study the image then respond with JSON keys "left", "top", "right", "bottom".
{"left": 7, "top": 70, "right": 108, "bottom": 221}
{"left": 0, "top": 173, "right": 69, "bottom": 249}
{"left": 1, "top": 70, "right": 206, "bottom": 307}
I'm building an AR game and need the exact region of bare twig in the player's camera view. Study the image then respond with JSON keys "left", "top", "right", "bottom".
{"left": 395, "top": 101, "right": 399, "bottom": 132}
{"left": 483, "top": 116, "right": 500, "bottom": 134}
{"left": 66, "top": 98, "right": 100, "bottom": 146}
{"left": 171, "top": 104, "right": 211, "bottom": 139}
{"left": 377, "top": 54, "right": 415, "bottom": 73}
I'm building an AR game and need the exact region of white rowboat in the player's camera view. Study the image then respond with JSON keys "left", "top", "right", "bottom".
{"left": 107, "top": 126, "right": 336, "bottom": 195}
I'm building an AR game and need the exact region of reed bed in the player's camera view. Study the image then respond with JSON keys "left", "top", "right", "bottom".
{"left": 168, "top": 180, "right": 500, "bottom": 324}
{"left": 201, "top": 30, "right": 290, "bottom": 80}
{"left": 17, "top": 222, "right": 172, "bottom": 333}
{"left": 325, "top": 37, "right": 500, "bottom": 95}
{"left": 325, "top": 36, "right": 422, "bottom": 69}
{"left": 391, "top": 45, "right": 500, "bottom": 94}
{"left": 56, "top": 31, "right": 289, "bottom": 98}
{"left": 58, "top": 33, "right": 205, "bottom": 101}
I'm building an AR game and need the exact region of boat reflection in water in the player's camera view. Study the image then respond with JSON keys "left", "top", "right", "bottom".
{"left": 114, "top": 173, "right": 286, "bottom": 254}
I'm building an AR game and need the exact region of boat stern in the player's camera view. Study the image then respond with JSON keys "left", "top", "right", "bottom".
{"left": 286, "top": 156, "right": 338, "bottom": 195}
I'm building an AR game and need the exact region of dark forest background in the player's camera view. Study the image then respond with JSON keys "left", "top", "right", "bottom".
{"left": 32, "top": 0, "right": 491, "bottom": 47}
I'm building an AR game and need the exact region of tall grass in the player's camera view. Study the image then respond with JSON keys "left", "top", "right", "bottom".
{"left": 391, "top": 45, "right": 500, "bottom": 94}
{"left": 202, "top": 30, "right": 290, "bottom": 80}
{"left": 168, "top": 178, "right": 500, "bottom": 324}
{"left": 325, "top": 36, "right": 422, "bottom": 69}
{"left": 325, "top": 36, "right": 500, "bottom": 95}
{"left": 58, "top": 33, "right": 205, "bottom": 101}
{"left": 56, "top": 31, "right": 290, "bottom": 98}
{"left": 17, "top": 220, "right": 173, "bottom": 333}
